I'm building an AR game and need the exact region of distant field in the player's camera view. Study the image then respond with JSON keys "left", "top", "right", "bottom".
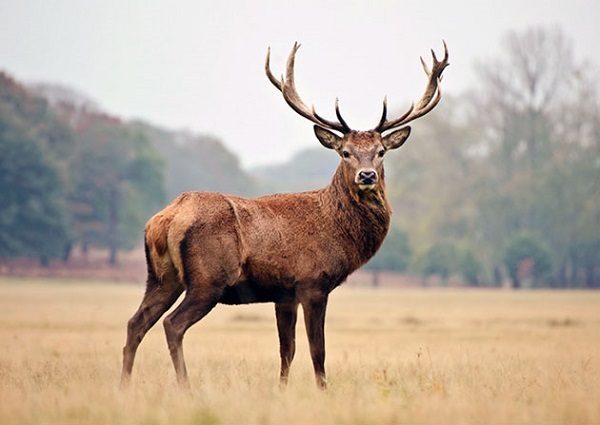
{"left": 1, "top": 278, "right": 599, "bottom": 425}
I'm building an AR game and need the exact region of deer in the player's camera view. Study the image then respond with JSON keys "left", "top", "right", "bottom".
{"left": 120, "top": 41, "right": 449, "bottom": 390}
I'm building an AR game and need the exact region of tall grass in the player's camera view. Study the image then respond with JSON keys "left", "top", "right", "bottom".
{"left": 1, "top": 278, "right": 599, "bottom": 424}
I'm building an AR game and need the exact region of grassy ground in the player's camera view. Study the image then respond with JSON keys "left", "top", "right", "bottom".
{"left": 1, "top": 277, "right": 599, "bottom": 424}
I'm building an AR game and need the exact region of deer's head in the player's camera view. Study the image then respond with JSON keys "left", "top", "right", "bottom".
{"left": 266, "top": 42, "right": 449, "bottom": 192}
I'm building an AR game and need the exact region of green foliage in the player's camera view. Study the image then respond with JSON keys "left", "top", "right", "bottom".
{"left": 419, "top": 241, "right": 460, "bottom": 283}
{"left": 65, "top": 114, "right": 166, "bottom": 263}
{"left": 0, "top": 74, "right": 167, "bottom": 264}
{"left": 385, "top": 96, "right": 481, "bottom": 255}
{"left": 417, "top": 242, "right": 484, "bottom": 286}
{"left": 0, "top": 74, "right": 74, "bottom": 160}
{"left": 572, "top": 239, "right": 600, "bottom": 288}
{"left": 0, "top": 73, "right": 75, "bottom": 263}
{"left": 364, "top": 226, "right": 412, "bottom": 272}
{"left": 504, "top": 233, "right": 552, "bottom": 288}
{"left": 470, "top": 26, "right": 600, "bottom": 287}
{"left": 459, "top": 246, "right": 484, "bottom": 287}
{"left": 1, "top": 26, "right": 598, "bottom": 284}
{"left": 0, "top": 72, "right": 258, "bottom": 265}
{"left": 380, "top": 26, "right": 600, "bottom": 288}
{"left": 0, "top": 107, "right": 70, "bottom": 261}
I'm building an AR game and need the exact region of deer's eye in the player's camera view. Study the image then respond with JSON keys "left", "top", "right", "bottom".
{"left": 342, "top": 150, "right": 351, "bottom": 158}
{"left": 378, "top": 149, "right": 385, "bottom": 157}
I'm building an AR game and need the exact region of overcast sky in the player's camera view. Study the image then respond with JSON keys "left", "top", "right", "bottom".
{"left": 1, "top": 0, "right": 599, "bottom": 168}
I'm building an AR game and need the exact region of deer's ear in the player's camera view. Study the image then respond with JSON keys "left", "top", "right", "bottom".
{"left": 382, "top": 127, "right": 411, "bottom": 150}
{"left": 314, "top": 125, "right": 342, "bottom": 150}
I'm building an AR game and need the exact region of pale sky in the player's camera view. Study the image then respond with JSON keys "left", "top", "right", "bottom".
{"left": 1, "top": 0, "right": 599, "bottom": 167}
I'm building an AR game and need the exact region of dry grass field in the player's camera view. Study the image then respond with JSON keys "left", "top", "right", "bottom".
{"left": 1, "top": 277, "right": 599, "bottom": 425}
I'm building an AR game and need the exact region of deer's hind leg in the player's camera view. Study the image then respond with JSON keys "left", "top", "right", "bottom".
{"left": 120, "top": 273, "right": 184, "bottom": 388}
{"left": 162, "top": 235, "right": 243, "bottom": 389}
{"left": 163, "top": 287, "right": 220, "bottom": 389}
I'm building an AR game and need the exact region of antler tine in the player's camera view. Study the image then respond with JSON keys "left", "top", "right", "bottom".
{"left": 280, "top": 43, "right": 316, "bottom": 122}
{"left": 313, "top": 98, "right": 351, "bottom": 133}
{"left": 265, "top": 47, "right": 283, "bottom": 91}
{"left": 376, "top": 95, "right": 416, "bottom": 132}
{"left": 378, "top": 96, "right": 388, "bottom": 129}
{"left": 375, "top": 41, "right": 449, "bottom": 134}
{"left": 266, "top": 43, "right": 351, "bottom": 134}
{"left": 335, "top": 98, "right": 351, "bottom": 133}
{"left": 420, "top": 56, "right": 430, "bottom": 76}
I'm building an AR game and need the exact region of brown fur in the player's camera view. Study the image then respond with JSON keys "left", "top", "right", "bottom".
{"left": 120, "top": 132, "right": 394, "bottom": 390}
{"left": 121, "top": 43, "right": 448, "bottom": 390}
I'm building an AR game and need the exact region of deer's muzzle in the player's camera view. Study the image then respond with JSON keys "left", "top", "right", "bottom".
{"left": 356, "top": 169, "right": 378, "bottom": 189}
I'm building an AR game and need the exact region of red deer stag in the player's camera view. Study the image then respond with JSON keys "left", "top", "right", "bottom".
{"left": 120, "top": 42, "right": 449, "bottom": 389}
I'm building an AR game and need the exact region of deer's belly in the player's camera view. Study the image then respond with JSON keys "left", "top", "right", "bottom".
{"left": 218, "top": 280, "right": 296, "bottom": 305}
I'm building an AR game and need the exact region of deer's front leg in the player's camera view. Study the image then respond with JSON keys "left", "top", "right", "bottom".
{"left": 301, "top": 294, "right": 328, "bottom": 389}
{"left": 275, "top": 301, "right": 299, "bottom": 386}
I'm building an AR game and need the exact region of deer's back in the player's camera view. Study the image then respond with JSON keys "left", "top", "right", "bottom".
{"left": 146, "top": 191, "right": 355, "bottom": 297}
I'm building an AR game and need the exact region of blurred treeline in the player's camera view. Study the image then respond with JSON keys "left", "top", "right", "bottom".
{"left": 0, "top": 26, "right": 598, "bottom": 288}
{"left": 0, "top": 75, "right": 259, "bottom": 266}
{"left": 257, "top": 27, "right": 600, "bottom": 288}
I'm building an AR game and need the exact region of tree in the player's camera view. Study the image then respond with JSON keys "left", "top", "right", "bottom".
{"left": 4, "top": 76, "right": 259, "bottom": 267}
{"left": 362, "top": 226, "right": 411, "bottom": 287}
{"left": 573, "top": 239, "right": 600, "bottom": 289}
{"left": 0, "top": 73, "right": 74, "bottom": 264}
{"left": 418, "top": 243, "right": 484, "bottom": 287}
{"left": 385, "top": 96, "right": 482, "bottom": 257}
{"left": 419, "top": 241, "right": 460, "bottom": 286}
{"left": 0, "top": 118, "right": 70, "bottom": 263}
{"left": 67, "top": 113, "right": 165, "bottom": 264}
{"left": 471, "top": 26, "right": 600, "bottom": 287}
{"left": 504, "top": 233, "right": 552, "bottom": 288}
{"left": 474, "top": 26, "right": 573, "bottom": 173}
{"left": 459, "top": 246, "right": 484, "bottom": 287}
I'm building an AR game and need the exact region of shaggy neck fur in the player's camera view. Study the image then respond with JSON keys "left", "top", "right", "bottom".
{"left": 324, "top": 163, "right": 391, "bottom": 268}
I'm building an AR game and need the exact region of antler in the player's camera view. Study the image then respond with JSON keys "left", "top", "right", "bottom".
{"left": 266, "top": 42, "right": 352, "bottom": 134}
{"left": 375, "top": 41, "right": 449, "bottom": 133}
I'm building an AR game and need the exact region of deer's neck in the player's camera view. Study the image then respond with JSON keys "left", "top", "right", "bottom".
{"left": 324, "top": 165, "right": 391, "bottom": 266}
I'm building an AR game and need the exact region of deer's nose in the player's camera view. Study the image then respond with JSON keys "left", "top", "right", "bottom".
{"left": 356, "top": 169, "right": 378, "bottom": 185}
